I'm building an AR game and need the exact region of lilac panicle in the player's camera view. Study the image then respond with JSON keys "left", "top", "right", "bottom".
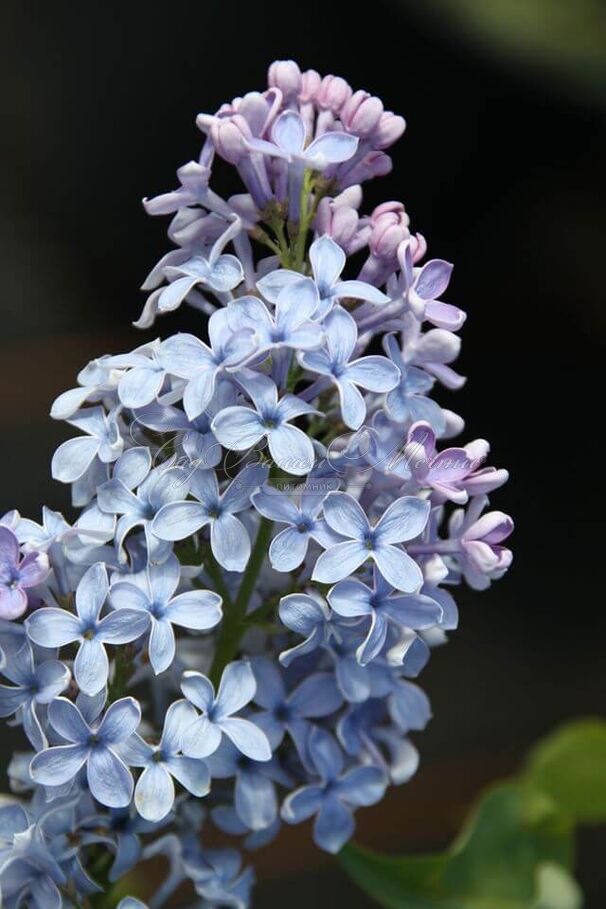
{"left": 0, "top": 60, "right": 512, "bottom": 909}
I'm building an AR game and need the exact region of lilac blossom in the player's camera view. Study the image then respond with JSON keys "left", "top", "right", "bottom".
{"left": 299, "top": 306, "right": 399, "bottom": 429}
{"left": 251, "top": 482, "right": 341, "bottom": 572}
{"left": 26, "top": 562, "right": 149, "bottom": 695}
{"left": 121, "top": 700, "right": 210, "bottom": 822}
{"left": 211, "top": 372, "right": 317, "bottom": 476}
{"left": 0, "top": 527, "right": 49, "bottom": 620}
{"left": 180, "top": 661, "right": 271, "bottom": 762}
{"left": 152, "top": 463, "right": 268, "bottom": 572}
{"left": 328, "top": 567, "right": 443, "bottom": 665}
{"left": 227, "top": 278, "right": 323, "bottom": 357}
{"left": 281, "top": 727, "right": 387, "bottom": 853}
{"left": 51, "top": 406, "right": 123, "bottom": 484}
{"left": 30, "top": 696, "right": 141, "bottom": 808}
{"left": 312, "top": 492, "right": 430, "bottom": 591}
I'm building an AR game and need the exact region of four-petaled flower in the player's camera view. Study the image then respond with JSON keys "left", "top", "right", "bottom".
{"left": 30, "top": 696, "right": 141, "bottom": 808}
{"left": 157, "top": 309, "right": 255, "bottom": 420}
{"left": 121, "top": 699, "right": 210, "bottom": 822}
{"left": 109, "top": 555, "right": 222, "bottom": 674}
{"left": 26, "top": 562, "right": 149, "bottom": 695}
{"left": 152, "top": 463, "right": 268, "bottom": 573}
{"left": 327, "top": 566, "right": 443, "bottom": 666}
{"left": 312, "top": 492, "right": 430, "bottom": 591}
{"left": 211, "top": 372, "right": 317, "bottom": 476}
{"left": 0, "top": 640, "right": 70, "bottom": 750}
{"left": 251, "top": 482, "right": 342, "bottom": 572}
{"left": 300, "top": 307, "right": 399, "bottom": 430}
{"left": 281, "top": 727, "right": 387, "bottom": 853}
{"left": 180, "top": 661, "right": 271, "bottom": 762}
{"left": 248, "top": 110, "right": 358, "bottom": 171}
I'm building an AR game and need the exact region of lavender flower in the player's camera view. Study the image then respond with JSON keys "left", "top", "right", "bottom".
{"left": 0, "top": 527, "right": 49, "bottom": 620}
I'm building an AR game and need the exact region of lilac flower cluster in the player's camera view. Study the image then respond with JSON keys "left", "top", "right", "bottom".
{"left": 0, "top": 60, "right": 512, "bottom": 909}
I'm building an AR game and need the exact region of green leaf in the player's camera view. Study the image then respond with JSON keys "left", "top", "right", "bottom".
{"left": 340, "top": 783, "right": 574, "bottom": 909}
{"left": 525, "top": 719, "right": 606, "bottom": 824}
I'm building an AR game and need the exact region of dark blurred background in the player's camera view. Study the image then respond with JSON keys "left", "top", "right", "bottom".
{"left": 1, "top": 0, "right": 605, "bottom": 905}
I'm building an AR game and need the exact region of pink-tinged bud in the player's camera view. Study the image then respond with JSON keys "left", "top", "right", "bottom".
{"left": 268, "top": 60, "right": 302, "bottom": 99}
{"left": 339, "top": 151, "right": 392, "bottom": 188}
{"left": 314, "top": 197, "right": 360, "bottom": 249}
{"left": 300, "top": 69, "right": 321, "bottom": 103}
{"left": 409, "top": 233, "right": 427, "bottom": 264}
{"left": 341, "top": 90, "right": 384, "bottom": 138}
{"left": 316, "top": 75, "right": 352, "bottom": 113}
{"left": 372, "top": 111, "right": 406, "bottom": 149}
{"left": 369, "top": 202, "right": 410, "bottom": 258}
{"left": 210, "top": 115, "right": 252, "bottom": 165}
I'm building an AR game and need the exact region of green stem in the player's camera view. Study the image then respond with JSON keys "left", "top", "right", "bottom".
{"left": 208, "top": 514, "right": 274, "bottom": 685}
{"left": 202, "top": 545, "right": 233, "bottom": 608}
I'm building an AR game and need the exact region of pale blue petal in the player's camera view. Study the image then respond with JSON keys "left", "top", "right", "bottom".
{"left": 324, "top": 307, "right": 357, "bottom": 365}
{"left": 48, "top": 696, "right": 90, "bottom": 743}
{"left": 135, "top": 762, "right": 175, "bottom": 821}
{"left": 327, "top": 579, "right": 372, "bottom": 617}
{"left": 211, "top": 514, "right": 251, "bottom": 572}
{"left": 337, "top": 378, "right": 366, "bottom": 430}
{"left": 30, "top": 744, "right": 88, "bottom": 786}
{"left": 235, "top": 768, "right": 276, "bottom": 830}
{"left": 269, "top": 527, "right": 308, "bottom": 572}
{"left": 322, "top": 492, "right": 368, "bottom": 539}
{"left": 376, "top": 496, "right": 430, "bottom": 544}
{"left": 309, "top": 236, "right": 345, "bottom": 288}
{"left": 26, "top": 608, "right": 82, "bottom": 648}
{"left": 88, "top": 747, "right": 134, "bottom": 808}
{"left": 307, "top": 728, "right": 343, "bottom": 781}
{"left": 219, "top": 718, "right": 271, "bottom": 761}
{"left": 76, "top": 562, "right": 109, "bottom": 624}
{"left": 272, "top": 110, "right": 305, "bottom": 155}
{"left": 312, "top": 540, "right": 368, "bottom": 583}
{"left": 252, "top": 486, "right": 300, "bottom": 524}
{"left": 97, "top": 608, "right": 150, "bottom": 643}
{"left": 373, "top": 545, "right": 423, "bottom": 593}
{"left": 164, "top": 591, "right": 222, "bottom": 630}
{"left": 345, "top": 356, "right": 399, "bottom": 392}
{"left": 221, "top": 463, "right": 269, "bottom": 513}
{"left": 333, "top": 279, "right": 389, "bottom": 304}
{"left": 157, "top": 276, "right": 199, "bottom": 313}
{"left": 289, "top": 673, "right": 343, "bottom": 718}
{"left": 207, "top": 254, "right": 244, "bottom": 293}
{"left": 336, "top": 765, "right": 387, "bottom": 806}
{"left": 313, "top": 796, "right": 354, "bottom": 853}
{"left": 119, "top": 367, "right": 164, "bottom": 409}
{"left": 215, "top": 660, "right": 256, "bottom": 718}
{"left": 152, "top": 502, "right": 208, "bottom": 542}
{"left": 98, "top": 697, "right": 141, "bottom": 744}
{"left": 181, "top": 716, "right": 222, "bottom": 759}
{"left": 211, "top": 407, "right": 264, "bottom": 451}
{"left": 165, "top": 755, "right": 210, "bottom": 796}
{"left": 74, "top": 638, "right": 109, "bottom": 696}
{"left": 282, "top": 785, "right": 323, "bottom": 823}
{"left": 268, "top": 424, "right": 314, "bottom": 476}
{"left": 51, "top": 437, "right": 100, "bottom": 483}
{"left": 181, "top": 672, "right": 215, "bottom": 712}
{"left": 148, "top": 619, "right": 176, "bottom": 674}
{"left": 306, "top": 131, "right": 358, "bottom": 165}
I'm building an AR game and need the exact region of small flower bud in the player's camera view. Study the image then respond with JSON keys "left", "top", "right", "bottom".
{"left": 316, "top": 75, "right": 352, "bottom": 113}
{"left": 372, "top": 111, "right": 406, "bottom": 149}
{"left": 341, "top": 90, "right": 384, "bottom": 138}
{"left": 210, "top": 115, "right": 253, "bottom": 165}
{"left": 268, "top": 60, "right": 302, "bottom": 100}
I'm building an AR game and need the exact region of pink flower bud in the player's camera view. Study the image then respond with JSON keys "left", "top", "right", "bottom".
{"left": 210, "top": 115, "right": 253, "bottom": 165}
{"left": 314, "top": 197, "right": 360, "bottom": 249}
{"left": 341, "top": 90, "right": 384, "bottom": 138}
{"left": 316, "top": 75, "right": 352, "bottom": 113}
{"left": 268, "top": 60, "right": 302, "bottom": 100}
{"left": 369, "top": 202, "right": 410, "bottom": 258}
{"left": 372, "top": 111, "right": 406, "bottom": 149}
{"left": 300, "top": 69, "right": 321, "bottom": 103}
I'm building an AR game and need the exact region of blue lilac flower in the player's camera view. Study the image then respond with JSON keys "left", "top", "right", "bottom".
{"left": 30, "top": 696, "right": 141, "bottom": 808}
{"left": 26, "top": 562, "right": 149, "bottom": 696}
{"left": 184, "top": 845, "right": 254, "bottom": 909}
{"left": 0, "top": 527, "right": 49, "bottom": 620}
{"left": 211, "top": 371, "right": 317, "bottom": 476}
{"left": 109, "top": 555, "right": 221, "bottom": 674}
{"left": 277, "top": 592, "right": 339, "bottom": 666}
{"left": 157, "top": 310, "right": 255, "bottom": 420}
{"left": 312, "top": 491, "right": 430, "bottom": 591}
{"left": 51, "top": 406, "right": 123, "bottom": 484}
{"left": 281, "top": 726, "right": 387, "bottom": 853}
{"left": 251, "top": 657, "right": 342, "bottom": 761}
{"left": 0, "top": 640, "right": 70, "bottom": 750}
{"left": 0, "top": 820, "right": 67, "bottom": 909}
{"left": 97, "top": 451, "right": 191, "bottom": 562}
{"left": 251, "top": 482, "right": 342, "bottom": 572}
{"left": 299, "top": 306, "right": 399, "bottom": 429}
{"left": 327, "top": 566, "right": 443, "bottom": 665}
{"left": 121, "top": 699, "right": 210, "bottom": 822}
{"left": 180, "top": 661, "right": 271, "bottom": 762}
{"left": 152, "top": 463, "right": 268, "bottom": 572}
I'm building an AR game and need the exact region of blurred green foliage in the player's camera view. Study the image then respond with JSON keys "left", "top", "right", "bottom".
{"left": 341, "top": 719, "right": 606, "bottom": 908}
{"left": 398, "top": 0, "right": 606, "bottom": 103}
